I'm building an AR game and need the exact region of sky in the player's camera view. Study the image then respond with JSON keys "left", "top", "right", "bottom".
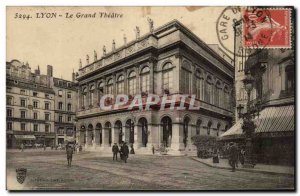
{"left": 7, "top": 6, "right": 229, "bottom": 80}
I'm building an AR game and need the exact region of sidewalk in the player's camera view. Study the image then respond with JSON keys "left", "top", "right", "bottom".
{"left": 191, "top": 157, "right": 294, "bottom": 176}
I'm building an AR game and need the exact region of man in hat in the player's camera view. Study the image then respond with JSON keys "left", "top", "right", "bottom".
{"left": 228, "top": 142, "right": 238, "bottom": 172}
{"left": 121, "top": 142, "right": 129, "bottom": 163}
{"left": 66, "top": 145, "right": 74, "bottom": 167}
{"left": 112, "top": 143, "right": 119, "bottom": 161}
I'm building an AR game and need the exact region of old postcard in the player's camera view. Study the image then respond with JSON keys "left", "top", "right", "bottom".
{"left": 6, "top": 6, "right": 295, "bottom": 190}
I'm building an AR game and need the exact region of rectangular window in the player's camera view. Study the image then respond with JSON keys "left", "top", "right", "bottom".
{"left": 7, "top": 109, "right": 12, "bottom": 117}
{"left": 7, "top": 97, "right": 13, "bottom": 105}
{"left": 7, "top": 122, "right": 12, "bottom": 130}
{"left": 67, "top": 92, "right": 72, "bottom": 99}
{"left": 58, "top": 102, "right": 63, "bottom": 110}
{"left": 58, "top": 90, "right": 63, "bottom": 97}
{"left": 20, "top": 111, "right": 26, "bottom": 119}
{"left": 45, "top": 124, "right": 50, "bottom": 132}
{"left": 59, "top": 115, "right": 63, "bottom": 122}
{"left": 45, "top": 102, "right": 50, "bottom": 110}
{"left": 45, "top": 113, "right": 50, "bottom": 121}
{"left": 21, "top": 99, "right": 26, "bottom": 107}
{"left": 21, "top": 123, "right": 26, "bottom": 131}
{"left": 45, "top": 94, "right": 49, "bottom": 99}
{"left": 67, "top": 104, "right": 72, "bottom": 111}
{"left": 33, "top": 112, "right": 38, "bottom": 120}
{"left": 33, "top": 92, "right": 38, "bottom": 97}
{"left": 34, "top": 124, "right": 38, "bottom": 132}
{"left": 33, "top": 101, "right": 38, "bottom": 108}
{"left": 20, "top": 90, "right": 25, "bottom": 95}
{"left": 67, "top": 115, "right": 72, "bottom": 122}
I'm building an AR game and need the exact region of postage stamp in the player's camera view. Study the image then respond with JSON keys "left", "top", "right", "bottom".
{"left": 243, "top": 8, "right": 291, "bottom": 48}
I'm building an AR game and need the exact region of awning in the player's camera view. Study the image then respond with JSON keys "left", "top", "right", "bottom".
{"left": 219, "top": 105, "right": 294, "bottom": 140}
{"left": 218, "top": 120, "right": 244, "bottom": 140}
{"left": 255, "top": 105, "right": 294, "bottom": 133}
{"left": 14, "top": 135, "right": 36, "bottom": 140}
{"left": 65, "top": 137, "right": 76, "bottom": 142}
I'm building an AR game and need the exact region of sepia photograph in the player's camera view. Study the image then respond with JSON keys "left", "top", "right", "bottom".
{"left": 5, "top": 6, "right": 295, "bottom": 190}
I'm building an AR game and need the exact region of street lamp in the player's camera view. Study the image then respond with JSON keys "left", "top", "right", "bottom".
{"left": 241, "top": 72, "right": 256, "bottom": 168}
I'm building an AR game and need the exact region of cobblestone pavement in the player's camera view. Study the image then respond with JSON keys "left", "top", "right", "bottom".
{"left": 6, "top": 151, "right": 294, "bottom": 190}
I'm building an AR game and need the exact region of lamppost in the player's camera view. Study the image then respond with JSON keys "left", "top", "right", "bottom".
{"left": 237, "top": 71, "right": 257, "bottom": 168}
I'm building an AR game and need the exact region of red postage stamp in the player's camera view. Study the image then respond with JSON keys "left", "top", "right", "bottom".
{"left": 243, "top": 8, "right": 291, "bottom": 48}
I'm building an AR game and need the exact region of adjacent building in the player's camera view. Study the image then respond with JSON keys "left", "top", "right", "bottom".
{"left": 53, "top": 75, "right": 77, "bottom": 145}
{"left": 6, "top": 60, "right": 78, "bottom": 148}
{"left": 6, "top": 60, "right": 55, "bottom": 148}
{"left": 75, "top": 20, "right": 234, "bottom": 154}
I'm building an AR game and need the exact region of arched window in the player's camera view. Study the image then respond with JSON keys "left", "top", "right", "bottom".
{"left": 107, "top": 78, "right": 114, "bottom": 95}
{"left": 207, "top": 121, "right": 212, "bottom": 135}
{"left": 183, "top": 117, "right": 190, "bottom": 147}
{"left": 82, "top": 87, "right": 87, "bottom": 108}
{"left": 140, "top": 66, "right": 150, "bottom": 93}
{"left": 128, "top": 71, "right": 136, "bottom": 95}
{"left": 217, "top": 123, "right": 221, "bottom": 136}
{"left": 205, "top": 75, "right": 213, "bottom": 104}
{"left": 196, "top": 119, "right": 202, "bottom": 135}
{"left": 181, "top": 61, "right": 191, "bottom": 94}
{"left": 224, "top": 86, "right": 230, "bottom": 110}
{"left": 98, "top": 82, "right": 104, "bottom": 103}
{"left": 89, "top": 85, "right": 95, "bottom": 106}
{"left": 195, "top": 69, "right": 202, "bottom": 99}
{"left": 162, "top": 63, "right": 173, "bottom": 92}
{"left": 117, "top": 75, "right": 124, "bottom": 94}
{"left": 215, "top": 81, "right": 222, "bottom": 107}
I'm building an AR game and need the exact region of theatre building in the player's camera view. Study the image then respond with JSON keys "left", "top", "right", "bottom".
{"left": 75, "top": 20, "right": 234, "bottom": 154}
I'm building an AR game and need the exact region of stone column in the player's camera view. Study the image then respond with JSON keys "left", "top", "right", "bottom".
{"left": 135, "top": 66, "right": 140, "bottom": 94}
{"left": 85, "top": 130, "right": 89, "bottom": 148}
{"left": 174, "top": 53, "right": 182, "bottom": 94}
{"left": 149, "top": 57, "right": 157, "bottom": 94}
{"left": 150, "top": 124, "right": 159, "bottom": 148}
{"left": 171, "top": 123, "right": 184, "bottom": 151}
{"left": 146, "top": 124, "right": 153, "bottom": 150}
{"left": 112, "top": 126, "right": 118, "bottom": 145}
{"left": 93, "top": 128, "right": 96, "bottom": 148}
{"left": 102, "top": 128, "right": 110, "bottom": 147}
{"left": 133, "top": 124, "right": 142, "bottom": 149}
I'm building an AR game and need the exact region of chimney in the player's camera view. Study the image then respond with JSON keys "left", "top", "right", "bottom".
{"left": 72, "top": 69, "right": 75, "bottom": 82}
{"left": 47, "top": 65, "right": 53, "bottom": 77}
{"left": 35, "top": 65, "right": 40, "bottom": 75}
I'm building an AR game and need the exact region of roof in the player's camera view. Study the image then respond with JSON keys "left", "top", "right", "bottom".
{"left": 219, "top": 105, "right": 294, "bottom": 140}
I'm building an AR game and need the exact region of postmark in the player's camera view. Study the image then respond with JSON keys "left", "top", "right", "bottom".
{"left": 243, "top": 8, "right": 291, "bottom": 48}
{"left": 216, "top": 6, "right": 273, "bottom": 57}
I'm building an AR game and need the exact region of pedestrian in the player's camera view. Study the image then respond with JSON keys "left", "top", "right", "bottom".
{"left": 228, "top": 142, "right": 238, "bottom": 172}
{"left": 152, "top": 145, "right": 155, "bottom": 155}
{"left": 20, "top": 143, "right": 24, "bottom": 152}
{"left": 122, "top": 142, "right": 129, "bottom": 163}
{"left": 130, "top": 144, "right": 135, "bottom": 154}
{"left": 66, "top": 145, "right": 74, "bottom": 167}
{"left": 112, "top": 143, "right": 119, "bottom": 161}
{"left": 239, "top": 148, "right": 245, "bottom": 165}
{"left": 212, "top": 148, "right": 219, "bottom": 163}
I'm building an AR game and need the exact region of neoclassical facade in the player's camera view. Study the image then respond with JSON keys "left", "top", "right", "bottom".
{"left": 75, "top": 20, "right": 234, "bottom": 154}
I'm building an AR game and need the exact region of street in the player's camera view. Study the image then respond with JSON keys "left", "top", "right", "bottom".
{"left": 7, "top": 151, "right": 294, "bottom": 190}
